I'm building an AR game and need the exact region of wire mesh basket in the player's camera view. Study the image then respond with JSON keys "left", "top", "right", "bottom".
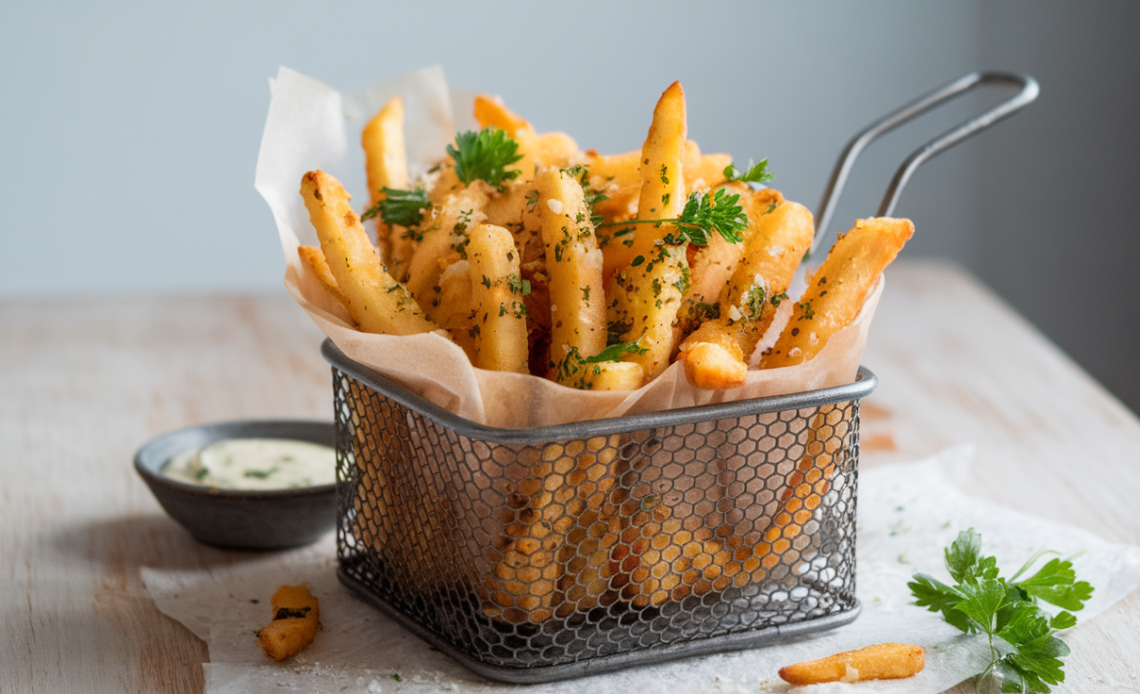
{"left": 323, "top": 339, "right": 876, "bottom": 683}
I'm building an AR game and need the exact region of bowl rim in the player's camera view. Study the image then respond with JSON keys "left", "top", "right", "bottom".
{"left": 133, "top": 418, "right": 338, "bottom": 499}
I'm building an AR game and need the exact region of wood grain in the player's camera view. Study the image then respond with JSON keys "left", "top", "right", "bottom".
{"left": 2, "top": 264, "right": 1138, "bottom": 692}
{"left": 0, "top": 295, "right": 330, "bottom": 694}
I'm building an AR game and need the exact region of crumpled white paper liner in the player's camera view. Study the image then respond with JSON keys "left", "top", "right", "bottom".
{"left": 141, "top": 446, "right": 1140, "bottom": 693}
{"left": 255, "top": 65, "right": 882, "bottom": 428}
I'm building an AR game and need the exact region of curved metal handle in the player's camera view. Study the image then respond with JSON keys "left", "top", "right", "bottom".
{"left": 811, "top": 71, "right": 1040, "bottom": 255}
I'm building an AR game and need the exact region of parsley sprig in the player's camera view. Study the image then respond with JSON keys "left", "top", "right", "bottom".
{"left": 598, "top": 188, "right": 748, "bottom": 246}
{"left": 448, "top": 127, "right": 523, "bottom": 189}
{"left": 556, "top": 340, "right": 647, "bottom": 385}
{"left": 723, "top": 159, "right": 773, "bottom": 185}
{"left": 909, "top": 529, "right": 1093, "bottom": 693}
{"left": 361, "top": 187, "right": 431, "bottom": 227}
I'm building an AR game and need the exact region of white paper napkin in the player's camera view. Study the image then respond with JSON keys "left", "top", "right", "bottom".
{"left": 141, "top": 446, "right": 1140, "bottom": 693}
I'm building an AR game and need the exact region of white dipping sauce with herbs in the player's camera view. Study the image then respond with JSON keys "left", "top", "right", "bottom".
{"left": 162, "top": 438, "right": 336, "bottom": 490}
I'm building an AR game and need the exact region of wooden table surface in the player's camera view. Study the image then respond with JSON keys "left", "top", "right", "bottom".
{"left": 4, "top": 261, "right": 1139, "bottom": 693}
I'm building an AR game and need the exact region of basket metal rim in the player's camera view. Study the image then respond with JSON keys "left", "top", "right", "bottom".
{"left": 336, "top": 566, "right": 861, "bottom": 685}
{"left": 321, "top": 338, "right": 877, "bottom": 444}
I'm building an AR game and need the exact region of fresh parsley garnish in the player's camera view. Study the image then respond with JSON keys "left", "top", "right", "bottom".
{"left": 448, "top": 127, "right": 523, "bottom": 189}
{"left": 557, "top": 340, "right": 647, "bottom": 383}
{"left": 909, "top": 529, "right": 1093, "bottom": 693}
{"left": 361, "top": 187, "right": 431, "bottom": 227}
{"left": 723, "top": 159, "right": 773, "bottom": 185}
{"left": 597, "top": 188, "right": 748, "bottom": 246}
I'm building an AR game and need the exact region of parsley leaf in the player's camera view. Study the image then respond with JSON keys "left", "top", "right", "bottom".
{"left": 448, "top": 128, "right": 524, "bottom": 189}
{"left": 910, "top": 528, "right": 1093, "bottom": 693}
{"left": 361, "top": 187, "right": 431, "bottom": 227}
{"left": 723, "top": 158, "right": 773, "bottom": 185}
{"left": 596, "top": 188, "right": 748, "bottom": 247}
{"left": 1016, "top": 558, "right": 1093, "bottom": 612}
{"left": 583, "top": 340, "right": 647, "bottom": 364}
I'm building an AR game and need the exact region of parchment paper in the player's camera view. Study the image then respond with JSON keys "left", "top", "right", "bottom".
{"left": 141, "top": 446, "right": 1140, "bottom": 693}
{"left": 254, "top": 66, "right": 882, "bottom": 428}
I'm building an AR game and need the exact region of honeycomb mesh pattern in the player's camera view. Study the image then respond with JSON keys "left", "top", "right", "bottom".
{"left": 332, "top": 368, "right": 860, "bottom": 673}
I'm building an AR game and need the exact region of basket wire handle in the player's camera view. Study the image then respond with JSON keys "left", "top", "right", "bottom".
{"left": 811, "top": 71, "right": 1040, "bottom": 255}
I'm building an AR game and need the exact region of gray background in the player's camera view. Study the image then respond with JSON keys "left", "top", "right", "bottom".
{"left": 2, "top": 1, "right": 1137, "bottom": 413}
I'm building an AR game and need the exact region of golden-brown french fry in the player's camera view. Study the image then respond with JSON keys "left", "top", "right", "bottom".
{"left": 624, "top": 81, "right": 688, "bottom": 267}
{"left": 682, "top": 140, "right": 731, "bottom": 194}
{"left": 605, "top": 82, "right": 690, "bottom": 382}
{"left": 431, "top": 261, "right": 477, "bottom": 361}
{"left": 297, "top": 245, "right": 351, "bottom": 315}
{"left": 748, "top": 402, "right": 850, "bottom": 582}
{"left": 586, "top": 149, "right": 641, "bottom": 221}
{"left": 483, "top": 438, "right": 621, "bottom": 623}
{"left": 534, "top": 131, "right": 582, "bottom": 169}
{"left": 617, "top": 502, "right": 734, "bottom": 607}
{"left": 536, "top": 168, "right": 606, "bottom": 375}
{"left": 474, "top": 94, "right": 531, "bottom": 135}
{"left": 761, "top": 217, "right": 913, "bottom": 369}
{"left": 256, "top": 585, "right": 320, "bottom": 661}
{"left": 779, "top": 643, "right": 925, "bottom": 685}
{"left": 473, "top": 94, "right": 539, "bottom": 178}
{"left": 405, "top": 182, "right": 492, "bottom": 312}
{"left": 300, "top": 170, "right": 436, "bottom": 335}
{"left": 680, "top": 199, "right": 814, "bottom": 388}
{"left": 466, "top": 222, "right": 528, "bottom": 373}
{"left": 361, "top": 97, "right": 409, "bottom": 268}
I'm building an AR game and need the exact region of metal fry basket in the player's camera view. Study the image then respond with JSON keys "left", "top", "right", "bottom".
{"left": 321, "top": 71, "right": 1038, "bottom": 683}
{"left": 325, "top": 339, "right": 874, "bottom": 683}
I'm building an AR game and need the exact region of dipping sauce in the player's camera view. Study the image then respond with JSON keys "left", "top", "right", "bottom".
{"left": 161, "top": 438, "right": 336, "bottom": 490}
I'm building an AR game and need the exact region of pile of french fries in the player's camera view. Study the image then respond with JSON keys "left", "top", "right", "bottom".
{"left": 298, "top": 82, "right": 914, "bottom": 392}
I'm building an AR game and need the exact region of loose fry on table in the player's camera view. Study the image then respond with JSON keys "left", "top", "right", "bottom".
{"left": 297, "top": 244, "right": 351, "bottom": 315}
{"left": 761, "top": 217, "right": 913, "bottom": 369}
{"left": 361, "top": 96, "right": 410, "bottom": 271}
{"left": 466, "top": 222, "right": 529, "bottom": 373}
{"left": 679, "top": 198, "right": 814, "bottom": 388}
{"left": 301, "top": 170, "right": 436, "bottom": 335}
{"left": 778, "top": 642, "right": 925, "bottom": 685}
{"left": 256, "top": 584, "right": 320, "bottom": 661}
{"left": 606, "top": 81, "right": 690, "bottom": 383}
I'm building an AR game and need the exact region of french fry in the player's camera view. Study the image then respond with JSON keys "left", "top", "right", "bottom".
{"left": 297, "top": 244, "right": 351, "bottom": 315}
{"left": 405, "top": 182, "right": 492, "bottom": 312}
{"left": 473, "top": 94, "right": 540, "bottom": 178}
{"left": 536, "top": 168, "right": 606, "bottom": 376}
{"left": 680, "top": 199, "right": 814, "bottom": 388}
{"left": 761, "top": 217, "right": 913, "bottom": 369}
{"left": 361, "top": 97, "right": 410, "bottom": 270}
{"left": 748, "top": 402, "right": 850, "bottom": 581}
{"left": 779, "top": 643, "right": 925, "bottom": 685}
{"left": 466, "top": 222, "right": 529, "bottom": 373}
{"left": 256, "top": 585, "right": 320, "bottom": 661}
{"left": 484, "top": 437, "right": 621, "bottom": 623}
{"left": 432, "top": 260, "right": 477, "bottom": 361}
{"left": 300, "top": 170, "right": 436, "bottom": 335}
{"left": 606, "top": 81, "right": 690, "bottom": 382}
{"left": 682, "top": 140, "right": 731, "bottom": 194}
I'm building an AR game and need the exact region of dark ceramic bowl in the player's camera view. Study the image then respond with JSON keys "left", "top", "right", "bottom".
{"left": 134, "top": 419, "right": 337, "bottom": 550}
